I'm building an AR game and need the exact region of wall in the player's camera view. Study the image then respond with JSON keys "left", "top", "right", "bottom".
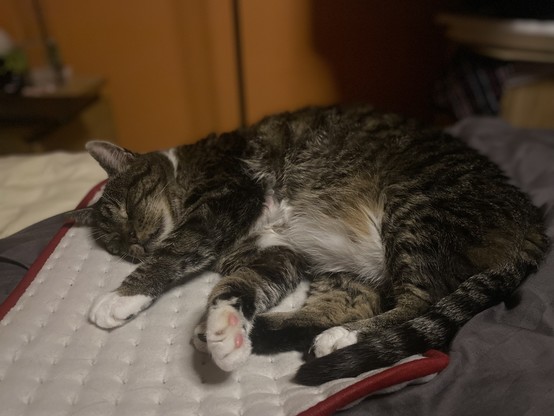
{"left": 0, "top": 0, "right": 241, "bottom": 151}
{"left": 0, "top": 0, "right": 448, "bottom": 152}
{"left": 239, "top": 0, "right": 339, "bottom": 123}
{"left": 240, "top": 0, "right": 448, "bottom": 123}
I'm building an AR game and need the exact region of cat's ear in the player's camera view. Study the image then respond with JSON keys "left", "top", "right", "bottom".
{"left": 65, "top": 207, "right": 95, "bottom": 226}
{"left": 86, "top": 141, "right": 137, "bottom": 176}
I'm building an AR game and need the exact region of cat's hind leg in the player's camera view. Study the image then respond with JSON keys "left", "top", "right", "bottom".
{"left": 250, "top": 273, "right": 382, "bottom": 355}
{"left": 197, "top": 246, "right": 307, "bottom": 371}
{"left": 312, "top": 283, "right": 432, "bottom": 357}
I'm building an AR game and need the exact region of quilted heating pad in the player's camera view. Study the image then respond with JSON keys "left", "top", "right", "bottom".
{"left": 0, "top": 183, "right": 448, "bottom": 416}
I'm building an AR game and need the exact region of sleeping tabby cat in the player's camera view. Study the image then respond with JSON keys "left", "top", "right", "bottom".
{"left": 71, "top": 105, "right": 549, "bottom": 385}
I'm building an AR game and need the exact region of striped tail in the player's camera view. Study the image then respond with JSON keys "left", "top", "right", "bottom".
{"left": 295, "top": 256, "right": 545, "bottom": 386}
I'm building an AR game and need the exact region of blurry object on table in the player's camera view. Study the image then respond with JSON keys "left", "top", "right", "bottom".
{"left": 433, "top": 50, "right": 513, "bottom": 120}
{"left": 0, "top": 28, "right": 28, "bottom": 95}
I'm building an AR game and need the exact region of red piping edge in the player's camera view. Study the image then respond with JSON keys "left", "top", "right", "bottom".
{"left": 0, "top": 180, "right": 106, "bottom": 320}
{"left": 297, "top": 349, "right": 449, "bottom": 416}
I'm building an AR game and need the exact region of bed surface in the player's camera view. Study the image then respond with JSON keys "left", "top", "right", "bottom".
{"left": 1, "top": 117, "right": 553, "bottom": 415}
{"left": 0, "top": 151, "right": 105, "bottom": 238}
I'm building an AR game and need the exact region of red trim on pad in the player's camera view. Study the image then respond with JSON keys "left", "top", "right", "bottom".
{"left": 0, "top": 181, "right": 106, "bottom": 320}
{"left": 297, "top": 350, "right": 449, "bottom": 416}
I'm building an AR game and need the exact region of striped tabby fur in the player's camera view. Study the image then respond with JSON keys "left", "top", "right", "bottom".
{"left": 71, "top": 105, "right": 549, "bottom": 385}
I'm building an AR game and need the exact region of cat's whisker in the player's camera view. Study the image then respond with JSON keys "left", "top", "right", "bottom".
{"left": 91, "top": 231, "right": 109, "bottom": 242}
{"left": 112, "top": 253, "right": 131, "bottom": 267}
{"left": 154, "top": 183, "right": 169, "bottom": 200}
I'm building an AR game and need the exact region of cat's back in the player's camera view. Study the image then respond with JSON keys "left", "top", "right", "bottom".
{"left": 247, "top": 105, "right": 544, "bottom": 283}
{"left": 250, "top": 105, "right": 524, "bottom": 202}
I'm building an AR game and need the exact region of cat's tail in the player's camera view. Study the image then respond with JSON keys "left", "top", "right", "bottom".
{"left": 294, "top": 250, "right": 547, "bottom": 386}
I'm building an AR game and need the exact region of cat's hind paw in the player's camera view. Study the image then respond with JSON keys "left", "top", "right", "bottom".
{"left": 89, "top": 292, "right": 153, "bottom": 329}
{"left": 206, "top": 299, "right": 252, "bottom": 371}
{"left": 312, "top": 326, "right": 358, "bottom": 357}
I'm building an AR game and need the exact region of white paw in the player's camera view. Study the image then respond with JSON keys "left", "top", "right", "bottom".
{"left": 192, "top": 321, "right": 209, "bottom": 353}
{"left": 313, "top": 326, "right": 358, "bottom": 357}
{"left": 89, "top": 292, "right": 153, "bottom": 329}
{"left": 206, "top": 300, "right": 252, "bottom": 371}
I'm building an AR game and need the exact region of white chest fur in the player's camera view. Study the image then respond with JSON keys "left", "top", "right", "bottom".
{"left": 253, "top": 194, "right": 385, "bottom": 285}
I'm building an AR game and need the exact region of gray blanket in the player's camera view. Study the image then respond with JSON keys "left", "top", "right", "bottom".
{"left": 1, "top": 117, "right": 553, "bottom": 415}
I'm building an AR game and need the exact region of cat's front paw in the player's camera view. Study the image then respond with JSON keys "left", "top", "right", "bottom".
{"left": 312, "top": 326, "right": 358, "bottom": 357}
{"left": 205, "top": 299, "right": 252, "bottom": 371}
{"left": 89, "top": 292, "right": 153, "bottom": 329}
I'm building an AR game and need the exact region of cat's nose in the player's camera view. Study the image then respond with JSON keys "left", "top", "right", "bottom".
{"left": 106, "top": 241, "right": 120, "bottom": 255}
{"left": 128, "top": 231, "right": 138, "bottom": 244}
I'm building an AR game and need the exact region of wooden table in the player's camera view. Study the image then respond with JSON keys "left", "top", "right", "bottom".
{"left": 0, "top": 76, "right": 104, "bottom": 143}
{"left": 437, "top": 13, "right": 554, "bottom": 63}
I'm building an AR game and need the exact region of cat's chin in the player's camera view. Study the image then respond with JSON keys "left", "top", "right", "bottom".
{"left": 127, "top": 256, "right": 144, "bottom": 264}
{"left": 106, "top": 244, "right": 145, "bottom": 264}
{"left": 129, "top": 244, "right": 146, "bottom": 261}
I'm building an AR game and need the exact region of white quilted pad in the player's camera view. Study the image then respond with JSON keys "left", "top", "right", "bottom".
{"left": 0, "top": 184, "right": 448, "bottom": 416}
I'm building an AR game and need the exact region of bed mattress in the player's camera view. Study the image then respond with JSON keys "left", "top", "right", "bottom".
{"left": 0, "top": 151, "right": 106, "bottom": 238}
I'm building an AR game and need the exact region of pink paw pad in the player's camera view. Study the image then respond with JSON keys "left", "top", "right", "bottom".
{"left": 228, "top": 312, "right": 239, "bottom": 326}
{"left": 228, "top": 312, "right": 243, "bottom": 348}
{"left": 206, "top": 301, "right": 252, "bottom": 371}
{"left": 234, "top": 333, "right": 244, "bottom": 348}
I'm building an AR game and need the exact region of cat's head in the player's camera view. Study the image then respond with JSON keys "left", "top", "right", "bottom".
{"left": 69, "top": 141, "right": 178, "bottom": 262}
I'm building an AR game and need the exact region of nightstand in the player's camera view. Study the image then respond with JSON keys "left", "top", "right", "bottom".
{"left": 0, "top": 76, "right": 107, "bottom": 153}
